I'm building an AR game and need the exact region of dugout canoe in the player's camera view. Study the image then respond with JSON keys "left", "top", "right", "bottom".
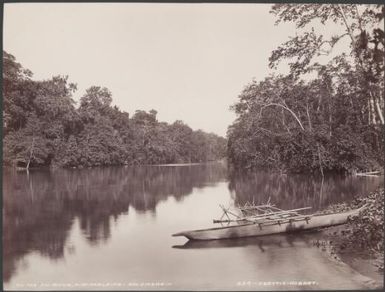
{"left": 172, "top": 205, "right": 366, "bottom": 241}
{"left": 172, "top": 232, "right": 319, "bottom": 249}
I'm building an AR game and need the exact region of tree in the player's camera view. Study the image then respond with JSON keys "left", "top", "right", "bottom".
{"left": 269, "top": 4, "right": 384, "bottom": 125}
{"left": 227, "top": 72, "right": 383, "bottom": 173}
{"left": 3, "top": 51, "right": 33, "bottom": 134}
{"left": 79, "top": 86, "right": 112, "bottom": 122}
{"left": 3, "top": 52, "right": 227, "bottom": 168}
{"left": 4, "top": 113, "right": 49, "bottom": 168}
{"left": 3, "top": 51, "right": 79, "bottom": 167}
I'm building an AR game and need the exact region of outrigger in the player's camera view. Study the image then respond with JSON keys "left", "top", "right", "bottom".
{"left": 172, "top": 201, "right": 366, "bottom": 240}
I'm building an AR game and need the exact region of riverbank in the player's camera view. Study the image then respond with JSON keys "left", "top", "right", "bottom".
{"left": 315, "top": 187, "right": 384, "bottom": 288}
{"left": 320, "top": 225, "right": 384, "bottom": 289}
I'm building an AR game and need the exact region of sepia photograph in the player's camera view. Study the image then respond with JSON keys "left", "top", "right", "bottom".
{"left": 2, "top": 2, "right": 384, "bottom": 291}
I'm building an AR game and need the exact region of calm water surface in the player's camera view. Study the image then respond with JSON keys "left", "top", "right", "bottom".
{"left": 3, "top": 164, "right": 383, "bottom": 290}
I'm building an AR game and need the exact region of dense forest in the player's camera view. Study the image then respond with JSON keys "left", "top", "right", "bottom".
{"left": 3, "top": 5, "right": 384, "bottom": 173}
{"left": 3, "top": 52, "right": 226, "bottom": 168}
{"left": 227, "top": 4, "right": 384, "bottom": 174}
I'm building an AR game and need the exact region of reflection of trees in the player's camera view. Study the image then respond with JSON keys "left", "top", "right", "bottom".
{"left": 3, "top": 177, "right": 73, "bottom": 282}
{"left": 229, "top": 170, "right": 383, "bottom": 212}
{"left": 3, "top": 163, "right": 227, "bottom": 282}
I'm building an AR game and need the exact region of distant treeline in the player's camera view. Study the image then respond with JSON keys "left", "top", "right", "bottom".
{"left": 3, "top": 51, "right": 226, "bottom": 168}
{"left": 227, "top": 4, "right": 384, "bottom": 174}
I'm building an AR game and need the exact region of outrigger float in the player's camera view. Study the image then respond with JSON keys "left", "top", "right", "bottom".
{"left": 172, "top": 202, "right": 367, "bottom": 240}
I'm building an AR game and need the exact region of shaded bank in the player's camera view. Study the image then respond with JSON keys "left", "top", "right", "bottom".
{"left": 315, "top": 187, "right": 384, "bottom": 288}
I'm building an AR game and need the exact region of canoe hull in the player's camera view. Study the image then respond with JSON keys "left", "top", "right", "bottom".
{"left": 173, "top": 208, "right": 360, "bottom": 240}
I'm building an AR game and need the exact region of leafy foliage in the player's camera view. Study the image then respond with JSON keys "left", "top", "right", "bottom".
{"left": 321, "top": 188, "right": 384, "bottom": 258}
{"left": 3, "top": 51, "right": 226, "bottom": 168}
{"left": 348, "top": 188, "right": 384, "bottom": 253}
{"left": 227, "top": 4, "right": 384, "bottom": 173}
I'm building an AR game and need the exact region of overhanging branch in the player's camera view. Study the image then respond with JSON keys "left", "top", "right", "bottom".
{"left": 260, "top": 103, "right": 305, "bottom": 131}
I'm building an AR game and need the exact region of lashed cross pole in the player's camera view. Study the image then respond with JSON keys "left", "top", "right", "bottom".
{"left": 216, "top": 204, "right": 241, "bottom": 224}
{"left": 213, "top": 206, "right": 312, "bottom": 224}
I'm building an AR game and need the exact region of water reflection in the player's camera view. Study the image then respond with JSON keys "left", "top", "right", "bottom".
{"left": 3, "top": 164, "right": 383, "bottom": 289}
{"left": 3, "top": 164, "right": 227, "bottom": 283}
{"left": 228, "top": 170, "right": 383, "bottom": 212}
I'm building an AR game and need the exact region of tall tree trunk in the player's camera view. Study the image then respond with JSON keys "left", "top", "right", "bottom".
{"left": 306, "top": 102, "right": 312, "bottom": 131}
{"left": 26, "top": 137, "right": 35, "bottom": 171}
{"left": 281, "top": 108, "right": 291, "bottom": 134}
{"left": 372, "top": 92, "right": 384, "bottom": 124}
{"left": 369, "top": 94, "right": 377, "bottom": 125}
{"left": 337, "top": 5, "right": 384, "bottom": 125}
{"left": 325, "top": 83, "right": 333, "bottom": 137}
{"left": 317, "top": 143, "right": 324, "bottom": 178}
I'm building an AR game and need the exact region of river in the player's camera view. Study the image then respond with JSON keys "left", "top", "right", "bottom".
{"left": 3, "top": 163, "right": 383, "bottom": 290}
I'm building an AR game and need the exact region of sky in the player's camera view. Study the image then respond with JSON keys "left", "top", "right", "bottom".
{"left": 3, "top": 3, "right": 343, "bottom": 137}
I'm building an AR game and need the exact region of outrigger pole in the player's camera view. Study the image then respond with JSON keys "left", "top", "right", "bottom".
{"left": 213, "top": 205, "right": 312, "bottom": 224}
